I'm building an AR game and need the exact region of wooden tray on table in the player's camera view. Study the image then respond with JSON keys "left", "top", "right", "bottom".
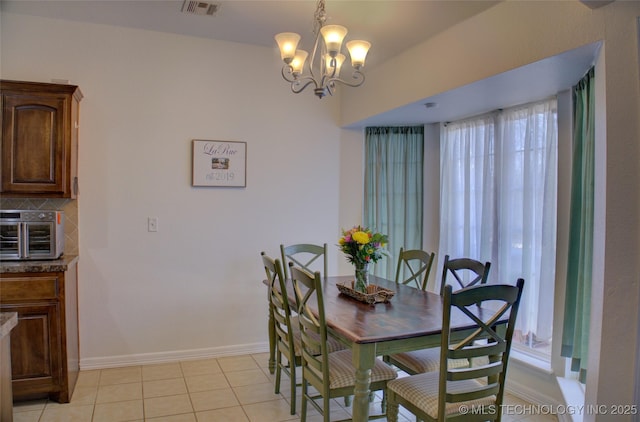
{"left": 336, "top": 281, "right": 395, "bottom": 304}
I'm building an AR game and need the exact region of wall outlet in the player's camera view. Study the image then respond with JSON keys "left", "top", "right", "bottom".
{"left": 148, "top": 217, "right": 158, "bottom": 232}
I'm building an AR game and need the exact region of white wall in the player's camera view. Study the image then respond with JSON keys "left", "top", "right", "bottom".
{"left": 1, "top": 12, "right": 344, "bottom": 366}
{"left": 422, "top": 123, "right": 440, "bottom": 293}
{"left": 340, "top": 0, "right": 602, "bottom": 127}
{"left": 337, "top": 127, "right": 366, "bottom": 276}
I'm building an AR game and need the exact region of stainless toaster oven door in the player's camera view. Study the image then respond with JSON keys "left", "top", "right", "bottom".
{"left": 24, "top": 221, "right": 56, "bottom": 259}
{"left": 0, "top": 222, "right": 21, "bottom": 259}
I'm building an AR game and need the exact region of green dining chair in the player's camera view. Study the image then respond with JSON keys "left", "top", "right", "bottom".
{"left": 394, "top": 247, "right": 436, "bottom": 291}
{"left": 384, "top": 248, "right": 435, "bottom": 370}
{"left": 386, "top": 255, "right": 491, "bottom": 376}
{"left": 280, "top": 243, "right": 328, "bottom": 280}
{"left": 261, "top": 252, "right": 347, "bottom": 415}
{"left": 289, "top": 264, "right": 397, "bottom": 422}
{"left": 386, "top": 279, "right": 525, "bottom": 422}
{"left": 439, "top": 254, "right": 491, "bottom": 295}
{"left": 261, "top": 252, "right": 300, "bottom": 415}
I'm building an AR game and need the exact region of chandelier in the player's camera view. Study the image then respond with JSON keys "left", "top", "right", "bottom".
{"left": 274, "top": 0, "right": 371, "bottom": 99}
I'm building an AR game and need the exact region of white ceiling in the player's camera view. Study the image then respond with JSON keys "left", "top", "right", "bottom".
{"left": 2, "top": 0, "right": 501, "bottom": 69}
{"left": 3, "top": 0, "right": 599, "bottom": 127}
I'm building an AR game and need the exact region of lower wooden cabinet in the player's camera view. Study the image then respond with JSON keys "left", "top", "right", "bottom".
{"left": 0, "top": 261, "right": 78, "bottom": 403}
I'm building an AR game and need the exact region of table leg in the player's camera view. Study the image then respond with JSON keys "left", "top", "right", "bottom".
{"left": 351, "top": 343, "right": 376, "bottom": 422}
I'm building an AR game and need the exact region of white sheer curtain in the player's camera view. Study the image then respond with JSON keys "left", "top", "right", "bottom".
{"left": 439, "top": 99, "right": 557, "bottom": 348}
{"left": 439, "top": 114, "right": 496, "bottom": 269}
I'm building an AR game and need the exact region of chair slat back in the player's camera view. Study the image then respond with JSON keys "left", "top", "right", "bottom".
{"left": 261, "top": 252, "right": 296, "bottom": 362}
{"left": 394, "top": 247, "right": 436, "bottom": 291}
{"left": 440, "top": 255, "right": 491, "bottom": 294}
{"left": 289, "top": 264, "right": 329, "bottom": 384}
{"left": 438, "top": 279, "right": 525, "bottom": 419}
{"left": 280, "top": 243, "right": 328, "bottom": 279}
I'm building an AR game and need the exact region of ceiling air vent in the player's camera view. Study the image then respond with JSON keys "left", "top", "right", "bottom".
{"left": 181, "top": 1, "right": 219, "bottom": 16}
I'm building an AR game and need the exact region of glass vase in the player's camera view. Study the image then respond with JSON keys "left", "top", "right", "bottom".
{"left": 354, "top": 262, "right": 370, "bottom": 293}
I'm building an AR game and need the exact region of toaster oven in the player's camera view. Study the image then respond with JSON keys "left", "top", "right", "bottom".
{"left": 0, "top": 210, "right": 64, "bottom": 260}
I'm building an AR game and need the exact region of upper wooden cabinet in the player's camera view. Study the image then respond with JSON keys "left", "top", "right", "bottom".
{"left": 1, "top": 80, "right": 83, "bottom": 198}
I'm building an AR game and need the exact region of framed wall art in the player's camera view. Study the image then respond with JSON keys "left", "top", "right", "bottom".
{"left": 192, "top": 140, "right": 246, "bottom": 187}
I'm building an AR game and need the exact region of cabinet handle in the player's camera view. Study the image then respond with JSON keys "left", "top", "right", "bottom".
{"left": 75, "top": 121, "right": 79, "bottom": 129}
{"left": 73, "top": 177, "right": 79, "bottom": 195}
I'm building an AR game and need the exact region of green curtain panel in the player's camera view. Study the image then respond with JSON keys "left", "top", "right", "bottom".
{"left": 561, "top": 67, "right": 595, "bottom": 384}
{"left": 364, "top": 126, "right": 424, "bottom": 280}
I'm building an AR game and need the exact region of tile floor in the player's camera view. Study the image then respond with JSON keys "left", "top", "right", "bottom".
{"left": 13, "top": 352, "right": 558, "bottom": 422}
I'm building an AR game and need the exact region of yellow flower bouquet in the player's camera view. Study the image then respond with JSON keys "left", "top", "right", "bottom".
{"left": 338, "top": 225, "right": 389, "bottom": 292}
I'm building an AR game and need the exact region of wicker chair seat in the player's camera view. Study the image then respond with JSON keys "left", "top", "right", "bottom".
{"left": 306, "top": 349, "right": 397, "bottom": 389}
{"left": 389, "top": 348, "right": 468, "bottom": 373}
{"left": 388, "top": 371, "right": 496, "bottom": 419}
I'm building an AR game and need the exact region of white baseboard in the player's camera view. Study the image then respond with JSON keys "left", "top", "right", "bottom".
{"left": 507, "top": 375, "right": 573, "bottom": 422}
{"left": 80, "top": 342, "right": 270, "bottom": 370}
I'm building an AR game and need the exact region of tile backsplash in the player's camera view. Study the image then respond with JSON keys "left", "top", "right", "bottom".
{"left": 0, "top": 198, "right": 79, "bottom": 255}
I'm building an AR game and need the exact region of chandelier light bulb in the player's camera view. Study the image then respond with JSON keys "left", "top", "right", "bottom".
{"left": 275, "top": 32, "right": 301, "bottom": 64}
{"left": 291, "top": 50, "right": 309, "bottom": 76}
{"left": 325, "top": 53, "right": 345, "bottom": 77}
{"left": 320, "top": 25, "right": 347, "bottom": 57}
{"left": 346, "top": 40, "right": 371, "bottom": 69}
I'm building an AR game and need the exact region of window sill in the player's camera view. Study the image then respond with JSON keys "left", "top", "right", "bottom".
{"left": 557, "top": 376, "right": 586, "bottom": 422}
{"left": 510, "top": 349, "right": 554, "bottom": 374}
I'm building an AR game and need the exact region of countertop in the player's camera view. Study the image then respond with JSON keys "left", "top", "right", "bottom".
{"left": 0, "top": 312, "right": 18, "bottom": 339}
{"left": 0, "top": 255, "right": 78, "bottom": 273}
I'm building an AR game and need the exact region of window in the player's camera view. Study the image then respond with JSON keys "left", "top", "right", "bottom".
{"left": 439, "top": 99, "right": 558, "bottom": 357}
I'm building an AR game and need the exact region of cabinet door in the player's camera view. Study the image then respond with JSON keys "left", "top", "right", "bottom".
{"left": 3, "top": 302, "right": 62, "bottom": 400}
{"left": 1, "top": 93, "right": 69, "bottom": 195}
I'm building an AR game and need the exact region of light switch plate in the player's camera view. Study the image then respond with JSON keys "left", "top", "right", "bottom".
{"left": 148, "top": 217, "right": 158, "bottom": 232}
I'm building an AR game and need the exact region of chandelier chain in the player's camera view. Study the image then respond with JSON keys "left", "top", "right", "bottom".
{"left": 313, "top": 0, "right": 327, "bottom": 35}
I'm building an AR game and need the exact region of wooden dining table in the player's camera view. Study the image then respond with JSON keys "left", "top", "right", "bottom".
{"left": 264, "top": 274, "right": 500, "bottom": 422}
